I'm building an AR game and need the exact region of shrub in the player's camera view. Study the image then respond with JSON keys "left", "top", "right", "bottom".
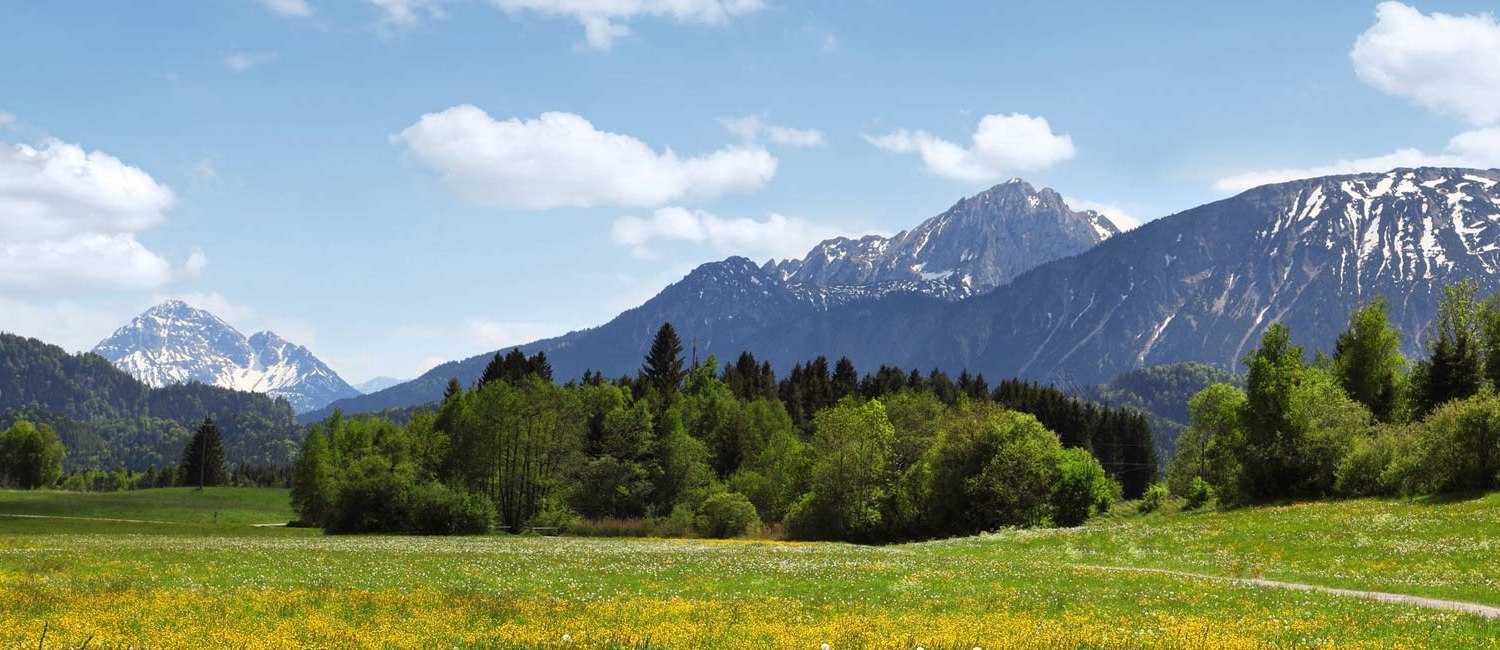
{"left": 1050, "top": 447, "right": 1118, "bottom": 527}
{"left": 409, "top": 483, "right": 494, "bottom": 535}
{"left": 1334, "top": 426, "right": 1411, "bottom": 497}
{"left": 658, "top": 503, "right": 697, "bottom": 537}
{"left": 1184, "top": 476, "right": 1216, "bottom": 510}
{"left": 1407, "top": 391, "right": 1500, "bottom": 493}
{"left": 694, "top": 491, "right": 762, "bottom": 538}
{"left": 564, "top": 518, "right": 656, "bottom": 538}
{"left": 1138, "top": 483, "right": 1169, "bottom": 514}
{"left": 325, "top": 459, "right": 415, "bottom": 535}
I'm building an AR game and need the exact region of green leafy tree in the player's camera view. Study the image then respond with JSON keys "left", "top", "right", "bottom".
{"left": 0, "top": 420, "right": 65, "bottom": 489}
{"left": 922, "top": 405, "right": 1063, "bottom": 535}
{"left": 1332, "top": 297, "right": 1406, "bottom": 422}
{"left": 1234, "top": 323, "right": 1305, "bottom": 500}
{"left": 1414, "top": 280, "right": 1484, "bottom": 414}
{"left": 785, "top": 399, "right": 894, "bottom": 541}
{"left": 1166, "top": 383, "right": 1245, "bottom": 497}
{"left": 641, "top": 323, "right": 686, "bottom": 398}
{"left": 178, "top": 416, "right": 228, "bottom": 488}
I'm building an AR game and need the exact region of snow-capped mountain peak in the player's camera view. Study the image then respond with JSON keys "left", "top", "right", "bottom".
{"left": 93, "top": 301, "right": 359, "bottom": 413}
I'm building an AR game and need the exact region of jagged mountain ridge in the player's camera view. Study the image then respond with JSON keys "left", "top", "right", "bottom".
{"left": 305, "top": 180, "right": 1115, "bottom": 421}
{"left": 742, "top": 167, "right": 1500, "bottom": 384}
{"left": 94, "top": 300, "right": 359, "bottom": 413}
{"left": 769, "top": 178, "right": 1119, "bottom": 303}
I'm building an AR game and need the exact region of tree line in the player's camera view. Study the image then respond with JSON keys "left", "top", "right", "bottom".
{"left": 0, "top": 333, "right": 301, "bottom": 471}
{"left": 0, "top": 415, "right": 286, "bottom": 491}
{"left": 1168, "top": 280, "right": 1500, "bottom": 505}
{"left": 291, "top": 322, "right": 1156, "bottom": 541}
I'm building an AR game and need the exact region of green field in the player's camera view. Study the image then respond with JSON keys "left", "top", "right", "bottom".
{"left": 1, "top": 488, "right": 1497, "bottom": 648}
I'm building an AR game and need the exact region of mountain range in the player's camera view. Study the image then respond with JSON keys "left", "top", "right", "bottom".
{"left": 93, "top": 300, "right": 359, "bottom": 414}
{"left": 309, "top": 167, "right": 1500, "bottom": 422}
{"left": 303, "top": 178, "right": 1120, "bottom": 420}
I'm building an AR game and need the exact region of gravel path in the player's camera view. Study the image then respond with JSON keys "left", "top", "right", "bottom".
{"left": 1082, "top": 564, "right": 1500, "bottom": 619}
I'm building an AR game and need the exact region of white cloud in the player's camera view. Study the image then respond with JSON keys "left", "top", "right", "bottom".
{"left": 611, "top": 206, "right": 851, "bottom": 260}
{"left": 223, "top": 51, "right": 277, "bottom": 73}
{"left": 1213, "top": 126, "right": 1500, "bottom": 192}
{"left": 368, "top": 0, "right": 445, "bottom": 25}
{"left": 1064, "top": 197, "right": 1141, "bottom": 231}
{"left": 1351, "top": 2, "right": 1500, "bottom": 126}
{"left": 396, "top": 105, "right": 776, "bottom": 209}
{"left": 487, "top": 0, "right": 764, "bottom": 49}
{"left": 465, "top": 319, "right": 573, "bottom": 348}
{"left": 865, "top": 113, "right": 1077, "bottom": 182}
{"left": 0, "top": 296, "right": 126, "bottom": 352}
{"left": 261, "top": 0, "right": 313, "bottom": 17}
{"left": 167, "top": 291, "right": 257, "bottom": 322}
{"left": 0, "top": 138, "right": 201, "bottom": 291}
{"left": 0, "top": 235, "right": 204, "bottom": 292}
{"left": 720, "top": 115, "right": 825, "bottom": 148}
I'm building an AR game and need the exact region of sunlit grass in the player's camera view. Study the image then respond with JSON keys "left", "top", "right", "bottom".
{"left": 0, "top": 489, "right": 1496, "bottom": 647}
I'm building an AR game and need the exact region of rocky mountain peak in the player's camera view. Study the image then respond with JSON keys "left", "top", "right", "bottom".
{"left": 94, "top": 301, "right": 359, "bottom": 413}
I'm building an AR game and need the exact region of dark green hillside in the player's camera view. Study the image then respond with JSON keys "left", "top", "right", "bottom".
{"left": 1082, "top": 362, "right": 1238, "bottom": 459}
{"left": 0, "top": 333, "right": 300, "bottom": 471}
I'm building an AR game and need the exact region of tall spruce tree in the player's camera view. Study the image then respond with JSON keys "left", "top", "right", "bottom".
{"left": 1415, "top": 280, "right": 1484, "bottom": 414}
{"left": 831, "top": 357, "right": 859, "bottom": 400}
{"left": 641, "top": 322, "right": 686, "bottom": 396}
{"left": 1331, "top": 297, "right": 1405, "bottom": 422}
{"left": 179, "top": 416, "right": 228, "bottom": 488}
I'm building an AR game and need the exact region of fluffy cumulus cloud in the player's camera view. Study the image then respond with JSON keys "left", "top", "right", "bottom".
{"left": 865, "top": 113, "right": 1076, "bottom": 182}
{"left": 260, "top": 0, "right": 313, "bottom": 17}
{"left": 720, "top": 115, "right": 825, "bottom": 148}
{"left": 611, "top": 206, "right": 849, "bottom": 260}
{"left": 1213, "top": 128, "right": 1500, "bottom": 192}
{"left": 487, "top": 0, "right": 764, "bottom": 49}
{"left": 396, "top": 105, "right": 776, "bottom": 209}
{"left": 1351, "top": 2, "right": 1500, "bottom": 126}
{"left": 0, "top": 138, "right": 203, "bottom": 291}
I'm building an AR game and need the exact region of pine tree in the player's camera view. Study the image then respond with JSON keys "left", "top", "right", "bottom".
{"left": 641, "top": 322, "right": 686, "bottom": 396}
{"left": 831, "top": 357, "right": 858, "bottom": 400}
{"left": 443, "top": 377, "right": 462, "bottom": 401}
{"left": 178, "top": 416, "right": 228, "bottom": 488}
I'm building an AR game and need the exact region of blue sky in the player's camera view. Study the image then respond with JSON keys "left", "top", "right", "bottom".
{"left": 2, "top": 0, "right": 1498, "bottom": 383}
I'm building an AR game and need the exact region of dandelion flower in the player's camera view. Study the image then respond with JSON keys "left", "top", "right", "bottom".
{"left": 562, "top": 634, "right": 572, "bottom": 643}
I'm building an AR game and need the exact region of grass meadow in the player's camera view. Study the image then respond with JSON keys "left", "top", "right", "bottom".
{"left": 1, "top": 488, "right": 1497, "bottom": 648}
